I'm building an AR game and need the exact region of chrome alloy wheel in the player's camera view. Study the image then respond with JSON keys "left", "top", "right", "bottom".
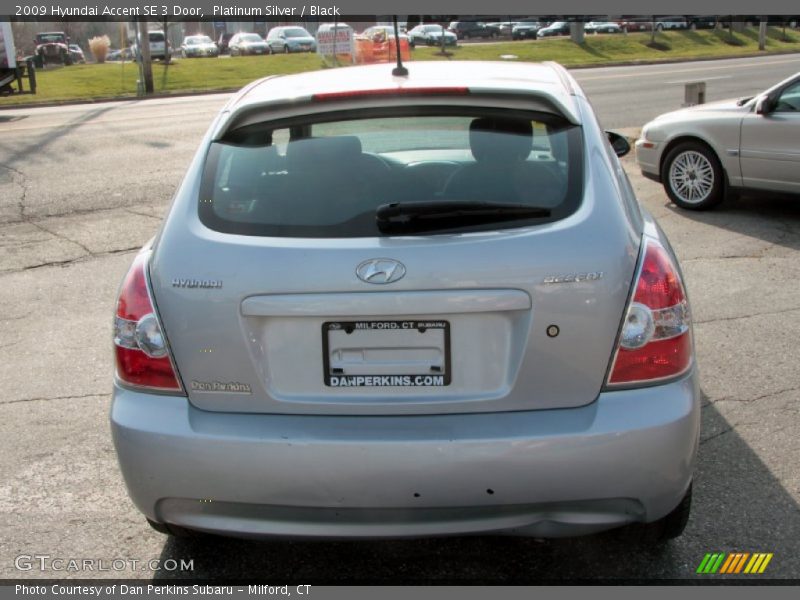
{"left": 668, "top": 150, "right": 715, "bottom": 204}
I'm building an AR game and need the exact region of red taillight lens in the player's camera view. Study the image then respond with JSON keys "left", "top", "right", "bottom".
{"left": 607, "top": 239, "right": 693, "bottom": 386}
{"left": 114, "top": 252, "right": 182, "bottom": 392}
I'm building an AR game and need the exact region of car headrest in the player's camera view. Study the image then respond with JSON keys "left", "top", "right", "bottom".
{"left": 470, "top": 117, "right": 532, "bottom": 163}
{"left": 286, "top": 136, "right": 363, "bottom": 172}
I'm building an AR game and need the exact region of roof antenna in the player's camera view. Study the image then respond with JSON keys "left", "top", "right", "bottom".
{"left": 391, "top": 16, "right": 408, "bottom": 77}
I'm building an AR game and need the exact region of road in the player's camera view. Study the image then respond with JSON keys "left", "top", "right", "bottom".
{"left": 1, "top": 54, "right": 799, "bottom": 581}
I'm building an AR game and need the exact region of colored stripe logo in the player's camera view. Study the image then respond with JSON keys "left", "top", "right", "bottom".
{"left": 697, "top": 553, "right": 773, "bottom": 574}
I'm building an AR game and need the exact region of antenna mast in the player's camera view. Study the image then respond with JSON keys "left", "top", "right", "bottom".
{"left": 391, "top": 16, "right": 408, "bottom": 77}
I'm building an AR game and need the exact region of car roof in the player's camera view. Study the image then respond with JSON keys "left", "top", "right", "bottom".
{"left": 228, "top": 61, "right": 581, "bottom": 124}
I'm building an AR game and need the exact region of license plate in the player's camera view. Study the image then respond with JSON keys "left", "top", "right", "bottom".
{"left": 322, "top": 320, "right": 451, "bottom": 387}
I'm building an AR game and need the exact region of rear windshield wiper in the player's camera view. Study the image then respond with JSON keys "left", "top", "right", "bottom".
{"left": 376, "top": 201, "right": 551, "bottom": 233}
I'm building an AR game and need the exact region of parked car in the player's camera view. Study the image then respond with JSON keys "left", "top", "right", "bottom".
{"left": 685, "top": 16, "right": 717, "bottom": 30}
{"left": 106, "top": 47, "right": 134, "bottom": 62}
{"left": 68, "top": 44, "right": 85, "bottom": 63}
{"left": 110, "top": 60, "right": 698, "bottom": 543}
{"left": 617, "top": 17, "right": 655, "bottom": 32}
{"left": 180, "top": 35, "right": 219, "bottom": 58}
{"left": 487, "top": 21, "right": 517, "bottom": 36}
{"left": 216, "top": 32, "right": 234, "bottom": 54}
{"left": 537, "top": 21, "right": 572, "bottom": 37}
{"left": 511, "top": 20, "right": 542, "bottom": 40}
{"left": 636, "top": 72, "right": 800, "bottom": 209}
{"left": 228, "top": 33, "right": 270, "bottom": 56}
{"left": 34, "top": 32, "right": 72, "bottom": 66}
{"left": 359, "top": 25, "right": 410, "bottom": 45}
{"left": 655, "top": 16, "right": 688, "bottom": 31}
{"left": 265, "top": 26, "right": 316, "bottom": 53}
{"left": 132, "top": 30, "right": 170, "bottom": 61}
{"left": 447, "top": 21, "right": 497, "bottom": 39}
{"left": 407, "top": 24, "right": 458, "bottom": 47}
{"left": 585, "top": 21, "right": 623, "bottom": 34}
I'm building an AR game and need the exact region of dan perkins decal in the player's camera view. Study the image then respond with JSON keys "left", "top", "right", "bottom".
{"left": 329, "top": 375, "right": 446, "bottom": 387}
{"left": 191, "top": 380, "right": 251, "bottom": 394}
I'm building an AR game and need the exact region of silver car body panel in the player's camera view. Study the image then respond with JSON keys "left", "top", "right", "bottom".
{"left": 146, "top": 63, "right": 641, "bottom": 416}
{"left": 636, "top": 71, "right": 800, "bottom": 194}
{"left": 111, "top": 368, "right": 699, "bottom": 538}
{"left": 112, "top": 61, "right": 697, "bottom": 537}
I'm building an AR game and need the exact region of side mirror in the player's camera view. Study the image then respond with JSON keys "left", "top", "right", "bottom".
{"left": 606, "top": 131, "right": 631, "bottom": 157}
{"left": 755, "top": 95, "right": 772, "bottom": 115}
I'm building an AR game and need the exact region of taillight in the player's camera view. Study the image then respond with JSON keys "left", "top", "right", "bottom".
{"left": 607, "top": 238, "right": 693, "bottom": 386}
{"left": 113, "top": 252, "right": 182, "bottom": 392}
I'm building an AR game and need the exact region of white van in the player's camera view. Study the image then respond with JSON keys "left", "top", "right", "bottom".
{"left": 133, "top": 30, "right": 171, "bottom": 61}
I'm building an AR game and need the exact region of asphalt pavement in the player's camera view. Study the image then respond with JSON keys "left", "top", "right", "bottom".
{"left": 1, "top": 54, "right": 799, "bottom": 581}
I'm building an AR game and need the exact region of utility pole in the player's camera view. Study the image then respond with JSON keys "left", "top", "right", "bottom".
{"left": 758, "top": 18, "right": 767, "bottom": 50}
{"left": 570, "top": 21, "right": 585, "bottom": 44}
{"left": 137, "top": 19, "right": 153, "bottom": 94}
{"left": 163, "top": 16, "right": 170, "bottom": 64}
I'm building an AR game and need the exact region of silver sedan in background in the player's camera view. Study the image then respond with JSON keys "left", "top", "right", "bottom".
{"left": 636, "top": 72, "right": 800, "bottom": 209}
{"left": 180, "top": 35, "right": 219, "bottom": 58}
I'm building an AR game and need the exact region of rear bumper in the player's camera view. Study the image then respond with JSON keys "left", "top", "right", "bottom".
{"left": 110, "top": 370, "right": 700, "bottom": 539}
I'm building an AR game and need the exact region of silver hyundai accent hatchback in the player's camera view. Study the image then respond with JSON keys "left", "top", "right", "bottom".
{"left": 111, "top": 61, "right": 699, "bottom": 541}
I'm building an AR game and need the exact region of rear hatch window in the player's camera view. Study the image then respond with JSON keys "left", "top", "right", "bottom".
{"left": 199, "top": 107, "right": 583, "bottom": 238}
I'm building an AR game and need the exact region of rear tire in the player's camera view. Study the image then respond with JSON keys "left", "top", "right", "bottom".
{"left": 663, "top": 141, "right": 725, "bottom": 210}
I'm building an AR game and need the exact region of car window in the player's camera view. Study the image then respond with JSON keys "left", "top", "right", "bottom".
{"left": 199, "top": 109, "right": 583, "bottom": 238}
{"left": 284, "top": 28, "right": 310, "bottom": 37}
{"left": 775, "top": 82, "right": 800, "bottom": 112}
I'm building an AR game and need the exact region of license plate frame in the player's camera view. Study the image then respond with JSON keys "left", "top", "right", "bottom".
{"left": 322, "top": 320, "right": 451, "bottom": 387}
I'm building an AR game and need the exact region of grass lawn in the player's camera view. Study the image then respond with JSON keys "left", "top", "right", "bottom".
{"left": 2, "top": 28, "right": 799, "bottom": 107}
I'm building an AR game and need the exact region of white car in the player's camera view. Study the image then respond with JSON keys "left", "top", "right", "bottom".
{"left": 228, "top": 33, "right": 270, "bottom": 56}
{"left": 636, "top": 72, "right": 800, "bottom": 209}
{"left": 180, "top": 35, "right": 218, "bottom": 58}
{"left": 132, "top": 30, "right": 170, "bottom": 61}
{"left": 585, "top": 21, "right": 622, "bottom": 34}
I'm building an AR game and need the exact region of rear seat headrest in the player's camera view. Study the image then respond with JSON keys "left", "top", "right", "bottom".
{"left": 470, "top": 117, "right": 532, "bottom": 163}
{"left": 286, "top": 136, "right": 363, "bottom": 171}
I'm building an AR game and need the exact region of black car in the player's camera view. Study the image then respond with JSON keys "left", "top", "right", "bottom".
{"left": 217, "top": 32, "right": 234, "bottom": 54}
{"left": 512, "top": 20, "right": 542, "bottom": 40}
{"left": 685, "top": 16, "right": 717, "bottom": 29}
{"left": 447, "top": 21, "right": 497, "bottom": 39}
{"left": 34, "top": 32, "right": 72, "bottom": 66}
{"left": 537, "top": 21, "right": 572, "bottom": 37}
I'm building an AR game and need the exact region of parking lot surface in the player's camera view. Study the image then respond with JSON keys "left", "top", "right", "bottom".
{"left": 1, "top": 55, "right": 799, "bottom": 581}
